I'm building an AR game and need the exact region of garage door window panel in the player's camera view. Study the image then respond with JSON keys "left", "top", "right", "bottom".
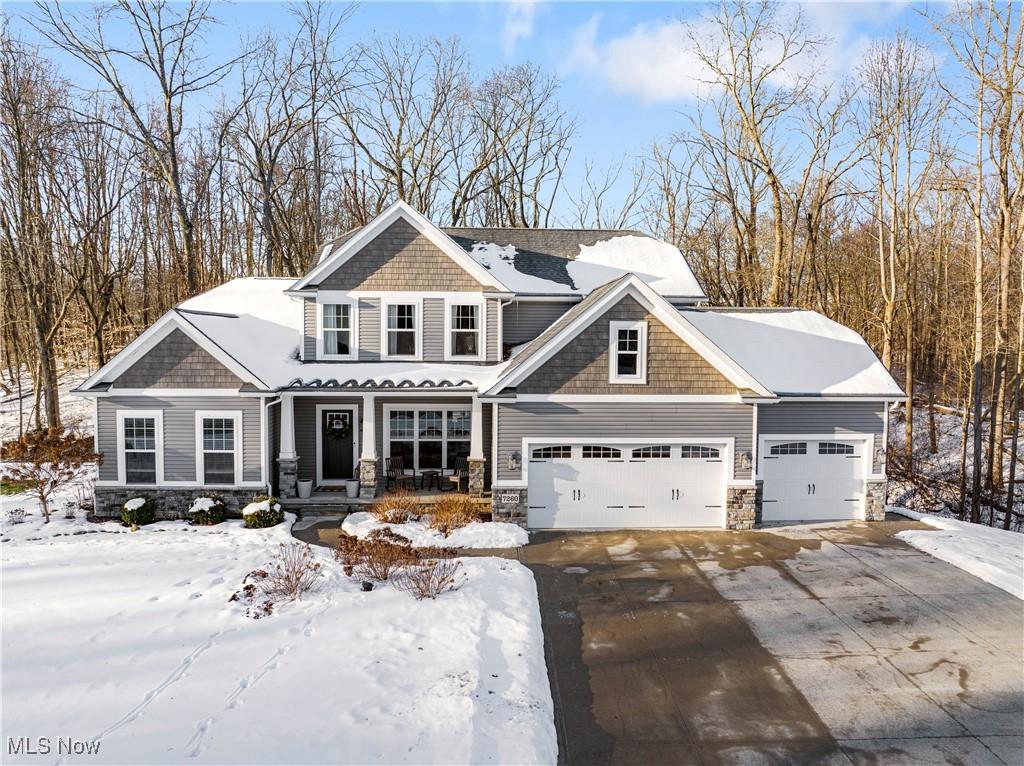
{"left": 818, "top": 441, "right": 855, "bottom": 455}
{"left": 582, "top": 445, "right": 622, "bottom": 459}
{"left": 680, "top": 445, "right": 720, "bottom": 459}
{"left": 770, "top": 442, "right": 807, "bottom": 455}
{"left": 632, "top": 445, "right": 671, "bottom": 458}
{"left": 532, "top": 445, "right": 572, "bottom": 459}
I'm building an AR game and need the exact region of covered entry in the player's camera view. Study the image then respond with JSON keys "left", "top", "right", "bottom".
{"left": 526, "top": 441, "right": 729, "bottom": 529}
{"left": 759, "top": 436, "right": 869, "bottom": 521}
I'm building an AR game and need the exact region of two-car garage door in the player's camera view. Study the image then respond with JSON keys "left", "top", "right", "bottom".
{"left": 527, "top": 442, "right": 727, "bottom": 529}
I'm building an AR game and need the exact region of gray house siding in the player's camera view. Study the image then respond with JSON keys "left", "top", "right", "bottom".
{"left": 423, "top": 298, "right": 445, "bottom": 360}
{"left": 502, "top": 301, "right": 575, "bottom": 345}
{"left": 486, "top": 300, "right": 500, "bottom": 361}
{"left": 97, "top": 396, "right": 263, "bottom": 484}
{"left": 758, "top": 400, "right": 887, "bottom": 473}
{"left": 303, "top": 299, "right": 316, "bottom": 360}
{"left": 495, "top": 402, "right": 754, "bottom": 482}
{"left": 109, "top": 329, "right": 242, "bottom": 389}
{"left": 318, "top": 218, "right": 488, "bottom": 291}
{"left": 359, "top": 298, "right": 381, "bottom": 360}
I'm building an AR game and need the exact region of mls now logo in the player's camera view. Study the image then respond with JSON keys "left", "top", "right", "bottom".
{"left": 7, "top": 737, "right": 102, "bottom": 756}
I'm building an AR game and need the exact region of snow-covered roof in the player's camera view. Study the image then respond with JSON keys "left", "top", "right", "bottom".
{"left": 175, "top": 278, "right": 507, "bottom": 391}
{"left": 463, "top": 236, "right": 705, "bottom": 298}
{"left": 681, "top": 309, "right": 905, "bottom": 397}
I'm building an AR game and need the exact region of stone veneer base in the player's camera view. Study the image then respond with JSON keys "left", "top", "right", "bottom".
{"left": 864, "top": 480, "right": 887, "bottom": 521}
{"left": 491, "top": 487, "right": 528, "bottom": 528}
{"left": 726, "top": 483, "right": 762, "bottom": 530}
{"left": 94, "top": 487, "right": 269, "bottom": 520}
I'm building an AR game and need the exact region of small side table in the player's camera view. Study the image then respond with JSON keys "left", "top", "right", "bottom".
{"left": 420, "top": 470, "right": 442, "bottom": 490}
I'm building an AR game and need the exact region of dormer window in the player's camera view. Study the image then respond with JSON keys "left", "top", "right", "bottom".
{"left": 446, "top": 300, "right": 484, "bottom": 360}
{"left": 384, "top": 301, "right": 420, "bottom": 359}
{"left": 319, "top": 300, "right": 356, "bottom": 360}
{"left": 609, "top": 320, "right": 647, "bottom": 384}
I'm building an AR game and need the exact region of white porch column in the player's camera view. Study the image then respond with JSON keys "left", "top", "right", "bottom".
{"left": 358, "top": 394, "right": 378, "bottom": 499}
{"left": 279, "top": 392, "right": 297, "bottom": 459}
{"left": 361, "top": 394, "right": 376, "bottom": 459}
{"left": 470, "top": 395, "right": 484, "bottom": 460}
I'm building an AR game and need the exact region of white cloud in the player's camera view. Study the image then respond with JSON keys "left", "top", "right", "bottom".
{"left": 565, "top": 4, "right": 906, "bottom": 105}
{"left": 502, "top": 1, "right": 538, "bottom": 57}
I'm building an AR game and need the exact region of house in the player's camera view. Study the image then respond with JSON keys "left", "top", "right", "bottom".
{"left": 74, "top": 201, "right": 905, "bottom": 529}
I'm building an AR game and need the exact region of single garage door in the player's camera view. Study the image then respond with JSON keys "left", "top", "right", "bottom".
{"left": 527, "top": 442, "right": 726, "bottom": 529}
{"left": 760, "top": 438, "right": 866, "bottom": 521}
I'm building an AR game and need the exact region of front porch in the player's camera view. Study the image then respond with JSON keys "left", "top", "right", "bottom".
{"left": 273, "top": 390, "right": 491, "bottom": 503}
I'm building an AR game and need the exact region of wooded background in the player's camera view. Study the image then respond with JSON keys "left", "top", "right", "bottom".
{"left": 1, "top": 1, "right": 1021, "bottom": 526}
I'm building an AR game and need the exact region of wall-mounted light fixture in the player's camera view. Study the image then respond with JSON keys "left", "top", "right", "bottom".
{"left": 508, "top": 451, "right": 521, "bottom": 472}
{"left": 740, "top": 451, "right": 753, "bottom": 471}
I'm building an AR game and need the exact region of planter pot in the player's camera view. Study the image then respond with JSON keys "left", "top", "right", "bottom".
{"left": 296, "top": 479, "right": 313, "bottom": 499}
{"left": 345, "top": 479, "right": 360, "bottom": 499}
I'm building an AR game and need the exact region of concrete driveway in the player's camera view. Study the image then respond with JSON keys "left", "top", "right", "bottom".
{"left": 522, "top": 516, "right": 1024, "bottom": 766}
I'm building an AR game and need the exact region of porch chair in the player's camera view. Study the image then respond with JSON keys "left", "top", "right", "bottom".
{"left": 385, "top": 457, "right": 416, "bottom": 492}
{"left": 445, "top": 457, "right": 469, "bottom": 493}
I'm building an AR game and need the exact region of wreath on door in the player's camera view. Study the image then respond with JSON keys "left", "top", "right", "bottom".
{"left": 326, "top": 415, "right": 352, "bottom": 441}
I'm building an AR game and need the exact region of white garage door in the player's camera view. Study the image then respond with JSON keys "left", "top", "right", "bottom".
{"left": 527, "top": 443, "right": 726, "bottom": 529}
{"left": 760, "top": 438, "right": 866, "bottom": 521}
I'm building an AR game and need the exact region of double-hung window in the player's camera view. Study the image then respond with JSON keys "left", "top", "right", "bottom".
{"left": 387, "top": 408, "right": 470, "bottom": 474}
{"left": 385, "top": 302, "right": 418, "bottom": 358}
{"left": 609, "top": 320, "right": 648, "bottom": 383}
{"left": 447, "top": 302, "right": 482, "bottom": 359}
{"left": 118, "top": 410, "right": 162, "bottom": 485}
{"left": 321, "top": 302, "right": 354, "bottom": 358}
{"left": 196, "top": 412, "right": 240, "bottom": 485}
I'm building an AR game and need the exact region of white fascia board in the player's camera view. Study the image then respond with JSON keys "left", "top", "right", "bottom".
{"left": 291, "top": 200, "right": 510, "bottom": 292}
{"left": 78, "top": 311, "right": 268, "bottom": 392}
{"left": 485, "top": 275, "right": 773, "bottom": 397}
{"left": 513, "top": 394, "right": 743, "bottom": 403}
{"left": 773, "top": 395, "right": 908, "bottom": 402}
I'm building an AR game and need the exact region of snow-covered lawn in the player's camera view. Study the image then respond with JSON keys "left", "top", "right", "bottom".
{"left": 342, "top": 511, "right": 528, "bottom": 549}
{"left": 1, "top": 489, "right": 555, "bottom": 765}
{"left": 890, "top": 506, "right": 1024, "bottom": 600}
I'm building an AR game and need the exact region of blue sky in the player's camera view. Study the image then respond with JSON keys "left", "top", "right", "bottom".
{"left": 7, "top": 1, "right": 942, "bottom": 210}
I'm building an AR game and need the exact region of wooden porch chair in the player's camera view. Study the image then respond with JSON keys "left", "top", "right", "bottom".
{"left": 445, "top": 457, "right": 469, "bottom": 493}
{"left": 385, "top": 457, "right": 416, "bottom": 491}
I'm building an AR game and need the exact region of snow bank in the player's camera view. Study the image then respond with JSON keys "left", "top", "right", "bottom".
{"left": 889, "top": 506, "right": 1024, "bottom": 600}
{"left": 342, "top": 511, "right": 528, "bottom": 549}
{"left": 2, "top": 497, "right": 554, "bottom": 764}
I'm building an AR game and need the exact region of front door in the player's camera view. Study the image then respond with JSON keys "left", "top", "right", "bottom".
{"left": 321, "top": 409, "right": 355, "bottom": 483}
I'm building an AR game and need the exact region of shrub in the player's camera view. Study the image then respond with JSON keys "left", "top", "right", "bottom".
{"left": 5, "top": 508, "right": 26, "bottom": 524}
{"left": 335, "top": 529, "right": 455, "bottom": 582}
{"left": 0, "top": 429, "right": 100, "bottom": 522}
{"left": 242, "top": 496, "right": 284, "bottom": 528}
{"left": 189, "top": 496, "right": 227, "bottom": 526}
{"left": 369, "top": 491, "right": 419, "bottom": 524}
{"left": 394, "top": 556, "right": 465, "bottom": 600}
{"left": 428, "top": 494, "right": 484, "bottom": 536}
{"left": 260, "top": 543, "right": 323, "bottom": 600}
{"left": 122, "top": 496, "right": 156, "bottom": 527}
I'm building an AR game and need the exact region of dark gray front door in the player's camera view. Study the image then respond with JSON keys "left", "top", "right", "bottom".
{"left": 322, "top": 410, "right": 354, "bottom": 481}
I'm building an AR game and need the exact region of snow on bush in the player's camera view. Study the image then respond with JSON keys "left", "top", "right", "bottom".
{"left": 890, "top": 507, "right": 1024, "bottom": 599}
{"left": 122, "top": 496, "right": 155, "bottom": 527}
{"left": 369, "top": 491, "right": 418, "bottom": 524}
{"left": 343, "top": 511, "right": 528, "bottom": 549}
{"left": 189, "top": 495, "right": 226, "bottom": 526}
{"left": 242, "top": 496, "right": 284, "bottom": 528}
{"left": 5, "top": 508, "right": 26, "bottom": 524}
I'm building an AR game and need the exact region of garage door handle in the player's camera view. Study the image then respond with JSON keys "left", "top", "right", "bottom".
{"left": 812, "top": 483, "right": 816, "bottom": 494}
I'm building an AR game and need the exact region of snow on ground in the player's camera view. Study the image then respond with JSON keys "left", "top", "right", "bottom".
{"left": 0, "top": 368, "right": 93, "bottom": 442}
{"left": 1, "top": 482, "right": 555, "bottom": 765}
{"left": 342, "top": 511, "right": 528, "bottom": 549}
{"left": 889, "top": 506, "right": 1024, "bottom": 600}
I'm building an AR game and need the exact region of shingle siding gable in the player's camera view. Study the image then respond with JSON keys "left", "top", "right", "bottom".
{"left": 317, "top": 218, "right": 485, "bottom": 291}
{"left": 518, "top": 296, "right": 737, "bottom": 395}
{"left": 109, "top": 328, "right": 242, "bottom": 389}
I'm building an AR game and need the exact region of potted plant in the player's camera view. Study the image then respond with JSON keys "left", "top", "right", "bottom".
{"left": 297, "top": 479, "right": 313, "bottom": 499}
{"left": 345, "top": 479, "right": 360, "bottom": 498}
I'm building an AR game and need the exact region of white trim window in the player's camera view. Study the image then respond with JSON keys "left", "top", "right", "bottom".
{"left": 195, "top": 411, "right": 242, "bottom": 486}
{"left": 321, "top": 302, "right": 355, "bottom": 359}
{"left": 445, "top": 300, "right": 484, "bottom": 360}
{"left": 385, "top": 407, "right": 470, "bottom": 473}
{"left": 117, "top": 410, "right": 163, "bottom": 485}
{"left": 609, "top": 320, "right": 648, "bottom": 384}
{"left": 383, "top": 301, "right": 420, "bottom": 359}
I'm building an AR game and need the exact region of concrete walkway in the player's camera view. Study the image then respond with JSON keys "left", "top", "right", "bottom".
{"left": 522, "top": 517, "right": 1024, "bottom": 766}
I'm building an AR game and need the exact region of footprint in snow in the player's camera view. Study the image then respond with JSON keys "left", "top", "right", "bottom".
{"left": 147, "top": 595, "right": 160, "bottom": 602}
{"left": 189, "top": 593, "right": 203, "bottom": 600}
{"left": 174, "top": 579, "right": 191, "bottom": 587}
{"left": 209, "top": 577, "right": 225, "bottom": 586}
